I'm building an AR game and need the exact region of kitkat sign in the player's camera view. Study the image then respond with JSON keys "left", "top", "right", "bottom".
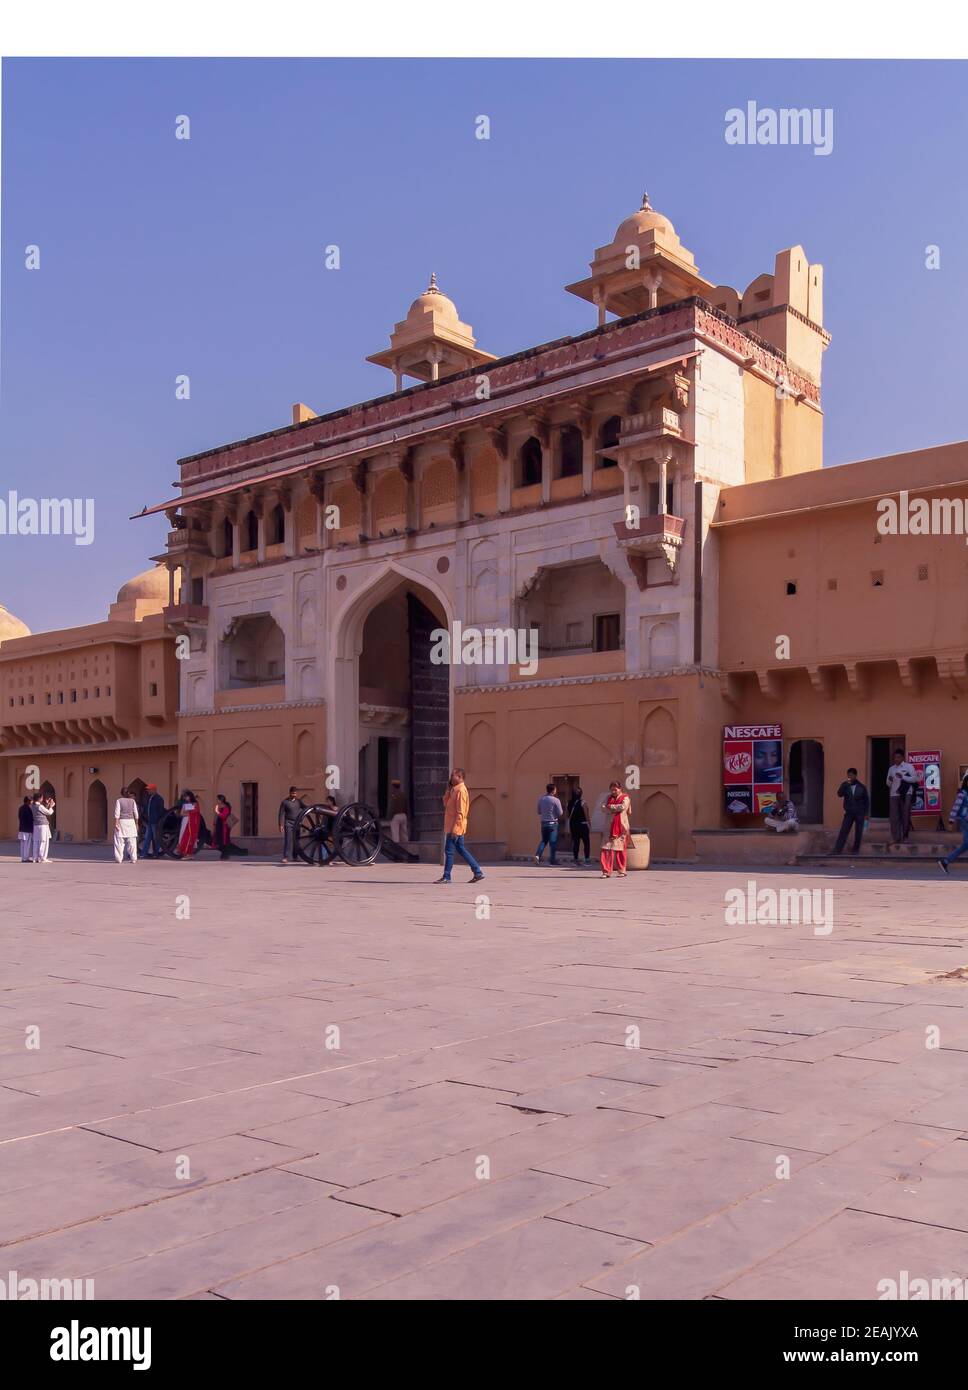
{"left": 723, "top": 724, "right": 783, "bottom": 815}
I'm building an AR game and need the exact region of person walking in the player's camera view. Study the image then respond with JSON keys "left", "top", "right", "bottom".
{"left": 141, "top": 783, "right": 166, "bottom": 859}
{"left": 938, "top": 774, "right": 968, "bottom": 874}
{"left": 113, "top": 786, "right": 140, "bottom": 864}
{"left": 31, "top": 792, "right": 55, "bottom": 863}
{"left": 388, "top": 780, "right": 409, "bottom": 846}
{"left": 763, "top": 790, "right": 799, "bottom": 834}
{"left": 175, "top": 790, "right": 201, "bottom": 858}
{"left": 568, "top": 785, "right": 591, "bottom": 866}
{"left": 279, "top": 787, "right": 305, "bottom": 864}
{"left": 832, "top": 768, "right": 869, "bottom": 855}
{"left": 534, "top": 782, "right": 564, "bottom": 865}
{"left": 886, "top": 749, "right": 917, "bottom": 845}
{"left": 600, "top": 782, "right": 631, "bottom": 878}
{"left": 17, "top": 796, "right": 34, "bottom": 862}
{"left": 212, "top": 793, "right": 235, "bottom": 860}
{"left": 435, "top": 768, "right": 484, "bottom": 884}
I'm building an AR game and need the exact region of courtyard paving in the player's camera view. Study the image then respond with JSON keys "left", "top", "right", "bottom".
{"left": 2, "top": 846, "right": 968, "bottom": 1301}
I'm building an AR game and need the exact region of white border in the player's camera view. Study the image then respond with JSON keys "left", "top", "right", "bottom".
{"left": 0, "top": 0, "right": 965, "bottom": 59}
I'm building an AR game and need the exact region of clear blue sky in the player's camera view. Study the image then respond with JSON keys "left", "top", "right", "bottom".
{"left": 2, "top": 58, "right": 965, "bottom": 632}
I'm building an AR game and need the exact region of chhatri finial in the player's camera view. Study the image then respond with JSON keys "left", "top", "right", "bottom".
{"left": 641, "top": 190, "right": 652, "bottom": 211}
{"left": 427, "top": 271, "right": 439, "bottom": 293}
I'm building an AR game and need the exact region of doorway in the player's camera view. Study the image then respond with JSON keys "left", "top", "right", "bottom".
{"left": 789, "top": 739, "right": 824, "bottom": 824}
{"left": 86, "top": 780, "right": 107, "bottom": 841}
{"left": 356, "top": 584, "right": 450, "bottom": 842}
{"left": 869, "top": 736, "right": 904, "bottom": 819}
{"left": 551, "top": 772, "right": 581, "bottom": 851}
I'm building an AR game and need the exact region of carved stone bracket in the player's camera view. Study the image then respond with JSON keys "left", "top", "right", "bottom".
{"left": 844, "top": 662, "right": 871, "bottom": 701}
{"left": 755, "top": 669, "right": 783, "bottom": 702}
{"left": 806, "top": 665, "right": 837, "bottom": 700}
{"left": 612, "top": 515, "right": 685, "bottom": 586}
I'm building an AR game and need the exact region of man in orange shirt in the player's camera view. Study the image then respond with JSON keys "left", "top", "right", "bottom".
{"left": 435, "top": 767, "right": 485, "bottom": 884}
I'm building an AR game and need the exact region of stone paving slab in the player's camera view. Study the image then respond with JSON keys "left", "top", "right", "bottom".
{"left": 3, "top": 852, "right": 968, "bottom": 1299}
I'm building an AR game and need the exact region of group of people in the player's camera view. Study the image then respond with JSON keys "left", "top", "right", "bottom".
{"left": 431, "top": 772, "right": 633, "bottom": 883}
{"left": 165, "top": 789, "right": 243, "bottom": 861}
{"left": 761, "top": 749, "right": 968, "bottom": 873}
{"left": 530, "top": 780, "right": 634, "bottom": 878}
{"left": 118, "top": 785, "right": 243, "bottom": 863}
{"left": 17, "top": 792, "right": 56, "bottom": 863}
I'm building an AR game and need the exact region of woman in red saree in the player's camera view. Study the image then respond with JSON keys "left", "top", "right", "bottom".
{"left": 600, "top": 782, "right": 631, "bottom": 878}
{"left": 213, "top": 794, "right": 232, "bottom": 860}
{"left": 176, "top": 791, "right": 201, "bottom": 857}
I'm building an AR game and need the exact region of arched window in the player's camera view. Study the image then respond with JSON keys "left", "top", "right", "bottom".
{"left": 243, "top": 511, "right": 258, "bottom": 552}
{"left": 559, "top": 425, "right": 583, "bottom": 479}
{"left": 268, "top": 504, "right": 285, "bottom": 546}
{"left": 518, "top": 436, "right": 542, "bottom": 488}
{"left": 599, "top": 416, "right": 621, "bottom": 469}
{"left": 221, "top": 517, "right": 233, "bottom": 558}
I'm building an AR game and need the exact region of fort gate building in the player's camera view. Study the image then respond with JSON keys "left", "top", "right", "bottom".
{"left": 139, "top": 195, "right": 832, "bottom": 859}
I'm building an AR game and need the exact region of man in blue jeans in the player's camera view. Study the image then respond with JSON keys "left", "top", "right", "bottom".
{"left": 534, "top": 782, "right": 564, "bottom": 865}
{"left": 435, "top": 767, "right": 485, "bottom": 884}
{"left": 141, "top": 784, "right": 166, "bottom": 859}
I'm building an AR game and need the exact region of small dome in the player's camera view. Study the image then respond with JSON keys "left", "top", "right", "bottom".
{"left": 615, "top": 191, "right": 675, "bottom": 243}
{"left": 0, "top": 603, "right": 31, "bottom": 643}
{"left": 407, "top": 272, "right": 458, "bottom": 320}
{"left": 116, "top": 566, "right": 169, "bottom": 605}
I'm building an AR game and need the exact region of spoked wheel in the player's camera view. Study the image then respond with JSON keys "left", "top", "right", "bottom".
{"left": 295, "top": 804, "right": 336, "bottom": 866}
{"left": 333, "top": 803, "right": 382, "bottom": 866}
{"left": 159, "top": 809, "right": 182, "bottom": 859}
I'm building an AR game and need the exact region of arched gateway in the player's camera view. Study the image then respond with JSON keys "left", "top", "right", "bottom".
{"left": 329, "top": 563, "right": 454, "bottom": 844}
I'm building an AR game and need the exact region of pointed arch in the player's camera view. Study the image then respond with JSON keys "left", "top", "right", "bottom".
{"left": 466, "top": 719, "right": 496, "bottom": 773}
{"left": 514, "top": 720, "right": 616, "bottom": 772}
{"left": 470, "top": 793, "right": 496, "bottom": 840}
{"left": 642, "top": 790, "right": 677, "bottom": 859}
{"left": 642, "top": 706, "right": 677, "bottom": 766}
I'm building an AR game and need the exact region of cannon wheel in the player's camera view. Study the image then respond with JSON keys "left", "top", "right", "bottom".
{"left": 294, "top": 804, "right": 336, "bottom": 866}
{"left": 159, "top": 808, "right": 183, "bottom": 859}
{"left": 332, "top": 803, "right": 382, "bottom": 866}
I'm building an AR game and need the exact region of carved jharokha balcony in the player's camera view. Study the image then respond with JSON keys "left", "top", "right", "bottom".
{"left": 162, "top": 525, "right": 212, "bottom": 560}
{"left": 612, "top": 514, "right": 686, "bottom": 586}
{"left": 162, "top": 602, "right": 210, "bottom": 649}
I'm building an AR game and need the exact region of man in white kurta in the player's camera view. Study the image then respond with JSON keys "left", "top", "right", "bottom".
{"left": 31, "top": 796, "right": 55, "bottom": 863}
{"left": 114, "top": 792, "right": 140, "bottom": 864}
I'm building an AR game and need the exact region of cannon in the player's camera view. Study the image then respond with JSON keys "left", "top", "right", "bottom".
{"left": 294, "top": 801, "right": 383, "bottom": 866}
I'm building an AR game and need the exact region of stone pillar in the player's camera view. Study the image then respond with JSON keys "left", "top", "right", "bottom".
{"left": 229, "top": 505, "right": 240, "bottom": 568}
{"left": 281, "top": 486, "right": 295, "bottom": 558}
{"left": 542, "top": 428, "right": 554, "bottom": 505}
{"left": 452, "top": 436, "right": 470, "bottom": 524}
{"left": 579, "top": 408, "right": 595, "bottom": 496}
{"left": 354, "top": 460, "right": 371, "bottom": 540}
{"left": 491, "top": 428, "right": 511, "bottom": 514}
{"left": 310, "top": 474, "right": 327, "bottom": 551}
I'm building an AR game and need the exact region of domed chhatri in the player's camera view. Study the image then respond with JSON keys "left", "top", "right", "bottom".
{"left": 614, "top": 191, "right": 676, "bottom": 244}
{"left": 367, "top": 273, "right": 496, "bottom": 390}
{"left": 108, "top": 565, "right": 169, "bottom": 622}
{"left": 567, "top": 189, "right": 712, "bottom": 326}
{"left": 0, "top": 603, "right": 31, "bottom": 646}
{"left": 406, "top": 271, "right": 459, "bottom": 322}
